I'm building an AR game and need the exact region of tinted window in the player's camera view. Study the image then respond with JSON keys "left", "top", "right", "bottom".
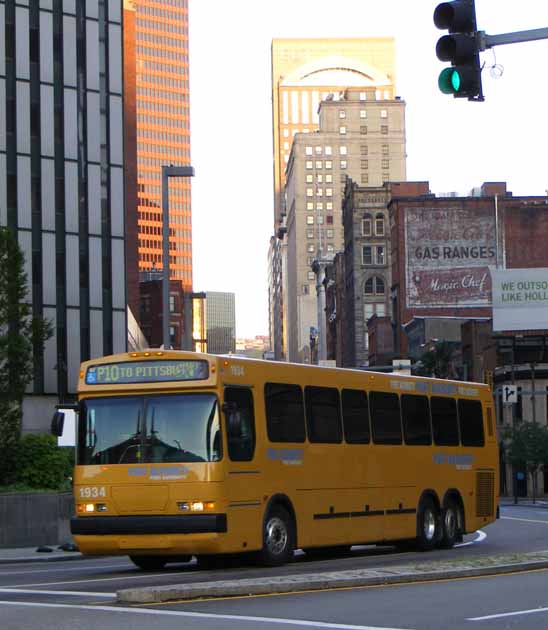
{"left": 342, "top": 389, "right": 370, "bottom": 443}
{"left": 305, "top": 386, "right": 342, "bottom": 443}
{"left": 370, "top": 392, "right": 402, "bottom": 445}
{"left": 459, "top": 399, "right": 485, "bottom": 446}
{"left": 402, "top": 394, "right": 431, "bottom": 445}
{"left": 431, "top": 396, "right": 459, "bottom": 446}
{"left": 264, "top": 383, "right": 306, "bottom": 443}
{"left": 224, "top": 387, "right": 255, "bottom": 461}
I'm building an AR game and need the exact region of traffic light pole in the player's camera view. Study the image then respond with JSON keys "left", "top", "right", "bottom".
{"left": 479, "top": 27, "right": 548, "bottom": 50}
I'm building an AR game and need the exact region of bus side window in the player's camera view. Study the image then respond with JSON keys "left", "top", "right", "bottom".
{"left": 431, "top": 396, "right": 459, "bottom": 446}
{"left": 341, "top": 389, "right": 370, "bottom": 444}
{"left": 224, "top": 387, "right": 256, "bottom": 461}
{"left": 401, "top": 394, "right": 431, "bottom": 445}
{"left": 458, "top": 399, "right": 485, "bottom": 446}
{"left": 305, "top": 386, "right": 342, "bottom": 444}
{"left": 264, "top": 383, "right": 306, "bottom": 443}
{"left": 370, "top": 391, "right": 402, "bottom": 445}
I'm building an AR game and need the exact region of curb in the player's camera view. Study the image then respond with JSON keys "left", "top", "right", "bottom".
{"left": 0, "top": 553, "right": 84, "bottom": 565}
{"left": 117, "top": 556, "right": 548, "bottom": 604}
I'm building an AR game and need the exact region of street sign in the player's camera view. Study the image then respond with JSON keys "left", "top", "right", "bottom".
{"left": 502, "top": 384, "right": 518, "bottom": 404}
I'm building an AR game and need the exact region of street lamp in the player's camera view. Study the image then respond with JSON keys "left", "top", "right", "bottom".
{"left": 162, "top": 165, "right": 194, "bottom": 349}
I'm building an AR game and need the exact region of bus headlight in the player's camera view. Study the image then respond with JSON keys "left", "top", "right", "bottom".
{"left": 177, "top": 501, "right": 215, "bottom": 512}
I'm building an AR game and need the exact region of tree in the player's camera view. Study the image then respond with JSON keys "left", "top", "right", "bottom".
{"left": 503, "top": 421, "right": 548, "bottom": 504}
{"left": 415, "top": 340, "right": 458, "bottom": 379}
{"left": 0, "top": 227, "right": 53, "bottom": 484}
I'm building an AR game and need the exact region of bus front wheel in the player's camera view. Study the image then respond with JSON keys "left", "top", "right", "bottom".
{"left": 259, "top": 505, "right": 295, "bottom": 566}
{"left": 416, "top": 497, "right": 440, "bottom": 551}
{"left": 129, "top": 555, "right": 167, "bottom": 571}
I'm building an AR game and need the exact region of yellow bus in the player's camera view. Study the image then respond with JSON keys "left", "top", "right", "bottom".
{"left": 52, "top": 350, "right": 499, "bottom": 570}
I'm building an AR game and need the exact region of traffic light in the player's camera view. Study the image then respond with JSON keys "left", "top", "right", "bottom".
{"left": 433, "top": 0, "right": 483, "bottom": 101}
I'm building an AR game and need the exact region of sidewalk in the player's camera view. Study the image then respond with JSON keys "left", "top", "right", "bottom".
{"left": 499, "top": 497, "right": 548, "bottom": 508}
{"left": 0, "top": 543, "right": 83, "bottom": 564}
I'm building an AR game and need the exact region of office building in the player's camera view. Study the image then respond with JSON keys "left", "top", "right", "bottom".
{"left": 269, "top": 37, "right": 399, "bottom": 358}
{"left": 0, "top": 1, "right": 127, "bottom": 430}
{"left": 205, "top": 291, "right": 236, "bottom": 355}
{"left": 128, "top": 0, "right": 192, "bottom": 288}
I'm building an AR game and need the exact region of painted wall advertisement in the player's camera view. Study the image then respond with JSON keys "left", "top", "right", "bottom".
{"left": 405, "top": 207, "right": 496, "bottom": 307}
{"left": 491, "top": 268, "right": 548, "bottom": 331}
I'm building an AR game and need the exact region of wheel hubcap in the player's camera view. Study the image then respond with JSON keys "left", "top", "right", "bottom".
{"left": 265, "top": 516, "right": 288, "bottom": 556}
{"left": 424, "top": 509, "right": 436, "bottom": 541}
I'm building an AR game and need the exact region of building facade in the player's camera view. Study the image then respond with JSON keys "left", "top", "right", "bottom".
{"left": 284, "top": 89, "right": 406, "bottom": 362}
{"left": 269, "top": 37, "right": 399, "bottom": 360}
{"left": 128, "top": 0, "right": 192, "bottom": 288}
{"left": 205, "top": 291, "right": 236, "bottom": 355}
{"left": 0, "top": 1, "right": 127, "bottom": 430}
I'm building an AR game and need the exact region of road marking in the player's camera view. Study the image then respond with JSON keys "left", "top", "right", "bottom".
{"left": 4, "top": 570, "right": 188, "bottom": 589}
{"left": 0, "top": 563, "right": 133, "bottom": 576}
{"left": 501, "top": 516, "right": 548, "bottom": 525}
{"left": 468, "top": 606, "right": 548, "bottom": 621}
{"left": 455, "top": 530, "right": 486, "bottom": 548}
{"left": 0, "top": 600, "right": 413, "bottom": 630}
{"left": 0, "top": 588, "right": 114, "bottom": 598}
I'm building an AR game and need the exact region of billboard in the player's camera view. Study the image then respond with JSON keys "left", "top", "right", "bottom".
{"left": 491, "top": 268, "right": 548, "bottom": 331}
{"left": 405, "top": 206, "right": 496, "bottom": 307}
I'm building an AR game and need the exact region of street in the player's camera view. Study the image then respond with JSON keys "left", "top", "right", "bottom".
{"left": 1, "top": 505, "right": 548, "bottom": 629}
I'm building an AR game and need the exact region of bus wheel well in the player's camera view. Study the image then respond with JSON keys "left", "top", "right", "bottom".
{"left": 442, "top": 489, "right": 466, "bottom": 534}
{"left": 418, "top": 490, "right": 441, "bottom": 514}
{"left": 264, "top": 494, "right": 298, "bottom": 547}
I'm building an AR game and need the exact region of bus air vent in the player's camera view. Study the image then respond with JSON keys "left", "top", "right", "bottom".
{"left": 476, "top": 471, "right": 495, "bottom": 518}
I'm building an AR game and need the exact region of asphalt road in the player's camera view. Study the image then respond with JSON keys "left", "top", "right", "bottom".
{"left": 1, "top": 504, "right": 548, "bottom": 629}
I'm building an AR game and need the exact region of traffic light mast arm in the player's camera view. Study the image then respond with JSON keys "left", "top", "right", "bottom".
{"left": 479, "top": 27, "right": 548, "bottom": 51}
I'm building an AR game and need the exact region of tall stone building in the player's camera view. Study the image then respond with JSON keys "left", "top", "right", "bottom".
{"left": 127, "top": 0, "right": 192, "bottom": 289}
{"left": 0, "top": 0, "right": 127, "bottom": 429}
{"left": 205, "top": 291, "right": 236, "bottom": 355}
{"left": 268, "top": 38, "right": 401, "bottom": 360}
{"left": 284, "top": 89, "right": 406, "bottom": 362}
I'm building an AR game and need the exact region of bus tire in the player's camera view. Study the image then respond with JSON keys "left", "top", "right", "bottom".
{"left": 439, "top": 500, "right": 461, "bottom": 549}
{"left": 129, "top": 555, "right": 167, "bottom": 571}
{"left": 259, "top": 505, "right": 295, "bottom": 566}
{"left": 416, "top": 496, "right": 440, "bottom": 551}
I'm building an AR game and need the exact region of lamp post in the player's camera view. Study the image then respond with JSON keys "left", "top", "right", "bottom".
{"left": 162, "top": 165, "right": 194, "bottom": 349}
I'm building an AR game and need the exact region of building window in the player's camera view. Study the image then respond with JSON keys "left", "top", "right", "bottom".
{"left": 306, "top": 202, "right": 314, "bottom": 210}
{"left": 340, "top": 174, "right": 347, "bottom": 183}
{"left": 375, "top": 214, "right": 385, "bottom": 236}
{"left": 307, "top": 229, "right": 314, "bottom": 238}
{"left": 316, "top": 202, "right": 324, "bottom": 210}
{"left": 169, "top": 295, "right": 176, "bottom": 312}
{"left": 361, "top": 174, "right": 369, "bottom": 184}
{"left": 306, "top": 215, "right": 314, "bottom": 225}
{"left": 327, "top": 243, "right": 334, "bottom": 253}
{"left": 339, "top": 126, "right": 347, "bottom": 135}
{"left": 360, "top": 125, "right": 368, "bottom": 135}
{"left": 340, "top": 160, "right": 347, "bottom": 169}
{"left": 308, "top": 271, "right": 315, "bottom": 280}
{"left": 362, "top": 246, "right": 372, "bottom": 265}
{"left": 339, "top": 146, "right": 347, "bottom": 155}
{"left": 325, "top": 146, "right": 332, "bottom": 155}
{"left": 315, "top": 146, "right": 323, "bottom": 155}
{"left": 382, "top": 171, "right": 390, "bottom": 181}
{"left": 339, "top": 110, "right": 346, "bottom": 119}
{"left": 380, "top": 109, "right": 388, "bottom": 118}
{"left": 325, "top": 174, "right": 333, "bottom": 183}
{"left": 326, "top": 215, "right": 333, "bottom": 224}
{"left": 306, "top": 174, "right": 313, "bottom": 183}
{"left": 382, "top": 144, "right": 389, "bottom": 155}
{"left": 326, "top": 228, "right": 334, "bottom": 238}
{"left": 381, "top": 159, "right": 390, "bottom": 169}
{"left": 326, "top": 202, "right": 333, "bottom": 210}
{"left": 360, "top": 110, "right": 367, "bottom": 119}
{"left": 306, "top": 188, "right": 313, "bottom": 197}
{"left": 315, "top": 160, "right": 323, "bottom": 169}
{"left": 360, "top": 145, "right": 368, "bottom": 155}
{"left": 364, "top": 276, "right": 385, "bottom": 295}
{"left": 317, "top": 174, "right": 323, "bottom": 183}
{"left": 361, "top": 160, "right": 368, "bottom": 169}
{"left": 359, "top": 91, "right": 367, "bottom": 101}
{"left": 362, "top": 214, "right": 372, "bottom": 236}
{"left": 316, "top": 188, "right": 323, "bottom": 197}
{"left": 317, "top": 215, "right": 324, "bottom": 224}
{"left": 307, "top": 244, "right": 315, "bottom": 253}
{"left": 325, "top": 160, "right": 332, "bottom": 169}
{"left": 376, "top": 245, "right": 386, "bottom": 265}
{"left": 306, "top": 160, "right": 313, "bottom": 169}
{"left": 305, "top": 146, "right": 313, "bottom": 155}
{"left": 381, "top": 125, "right": 389, "bottom": 134}
{"left": 326, "top": 188, "right": 333, "bottom": 197}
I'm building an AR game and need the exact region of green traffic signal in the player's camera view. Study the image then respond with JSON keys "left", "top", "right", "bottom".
{"left": 438, "top": 67, "right": 461, "bottom": 94}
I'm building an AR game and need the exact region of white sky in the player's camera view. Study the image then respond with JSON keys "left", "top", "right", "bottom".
{"left": 188, "top": 1, "right": 548, "bottom": 340}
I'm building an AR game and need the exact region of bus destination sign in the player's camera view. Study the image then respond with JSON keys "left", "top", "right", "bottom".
{"left": 85, "top": 360, "right": 209, "bottom": 385}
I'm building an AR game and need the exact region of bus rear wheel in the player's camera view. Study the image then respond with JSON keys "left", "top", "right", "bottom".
{"left": 259, "top": 505, "right": 295, "bottom": 566}
{"left": 416, "top": 496, "right": 440, "bottom": 551}
{"left": 129, "top": 555, "right": 167, "bottom": 571}
{"left": 439, "top": 500, "right": 462, "bottom": 549}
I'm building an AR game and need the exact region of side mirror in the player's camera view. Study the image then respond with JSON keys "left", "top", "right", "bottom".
{"left": 51, "top": 411, "right": 65, "bottom": 437}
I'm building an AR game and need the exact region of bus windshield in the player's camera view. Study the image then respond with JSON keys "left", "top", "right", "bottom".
{"left": 78, "top": 393, "right": 221, "bottom": 465}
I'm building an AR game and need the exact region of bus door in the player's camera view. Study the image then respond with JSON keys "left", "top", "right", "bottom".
{"left": 222, "top": 386, "right": 263, "bottom": 549}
